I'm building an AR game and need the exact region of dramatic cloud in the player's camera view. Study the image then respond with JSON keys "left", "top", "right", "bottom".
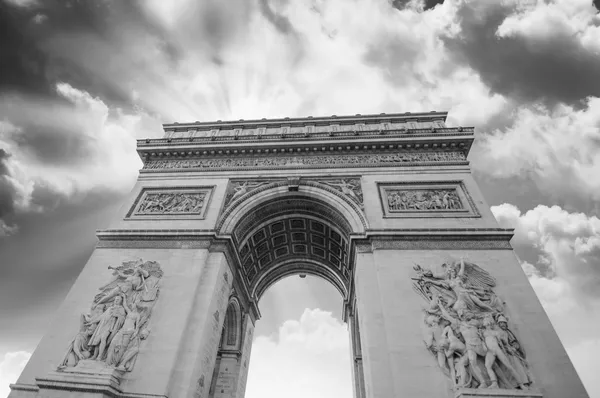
{"left": 473, "top": 98, "right": 600, "bottom": 210}
{"left": 246, "top": 309, "right": 352, "bottom": 398}
{"left": 1, "top": 1, "right": 600, "bottom": 396}
{"left": 492, "top": 203, "right": 600, "bottom": 300}
{"left": 443, "top": 0, "right": 600, "bottom": 107}
{"left": 0, "top": 351, "right": 30, "bottom": 398}
{"left": 491, "top": 203, "right": 600, "bottom": 396}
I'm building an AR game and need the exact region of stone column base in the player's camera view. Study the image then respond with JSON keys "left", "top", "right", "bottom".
{"left": 35, "top": 360, "right": 124, "bottom": 397}
{"left": 455, "top": 388, "right": 543, "bottom": 398}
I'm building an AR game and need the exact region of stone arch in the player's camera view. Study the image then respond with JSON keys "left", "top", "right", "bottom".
{"left": 217, "top": 182, "right": 368, "bottom": 236}
{"left": 221, "top": 297, "right": 242, "bottom": 349}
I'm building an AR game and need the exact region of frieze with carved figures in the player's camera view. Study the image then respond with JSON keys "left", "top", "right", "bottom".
{"left": 142, "top": 151, "right": 467, "bottom": 171}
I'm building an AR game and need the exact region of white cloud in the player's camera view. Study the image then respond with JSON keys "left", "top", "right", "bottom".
{"left": 246, "top": 308, "right": 352, "bottom": 398}
{"left": 497, "top": 0, "right": 600, "bottom": 53}
{"left": 0, "top": 84, "right": 163, "bottom": 214}
{"left": 0, "top": 351, "right": 30, "bottom": 398}
{"left": 492, "top": 203, "right": 600, "bottom": 397}
{"left": 3, "top": 0, "right": 38, "bottom": 8}
{"left": 473, "top": 98, "right": 600, "bottom": 204}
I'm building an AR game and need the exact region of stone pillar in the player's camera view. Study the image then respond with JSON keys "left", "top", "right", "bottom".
{"left": 234, "top": 314, "right": 254, "bottom": 398}
{"left": 8, "top": 243, "right": 234, "bottom": 398}
{"left": 167, "top": 250, "right": 233, "bottom": 398}
{"left": 209, "top": 312, "right": 255, "bottom": 398}
{"left": 348, "top": 311, "right": 366, "bottom": 398}
{"left": 353, "top": 246, "right": 396, "bottom": 398}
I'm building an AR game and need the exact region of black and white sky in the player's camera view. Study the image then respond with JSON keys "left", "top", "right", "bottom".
{"left": 1, "top": 0, "right": 600, "bottom": 397}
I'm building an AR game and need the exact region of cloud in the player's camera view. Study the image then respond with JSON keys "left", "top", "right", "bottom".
{"left": 472, "top": 98, "right": 600, "bottom": 209}
{"left": 492, "top": 203, "right": 600, "bottom": 300}
{"left": 0, "top": 83, "right": 162, "bottom": 235}
{"left": 0, "top": 351, "right": 31, "bottom": 397}
{"left": 246, "top": 308, "right": 352, "bottom": 398}
{"left": 492, "top": 203, "right": 600, "bottom": 396}
{"left": 443, "top": 0, "right": 600, "bottom": 107}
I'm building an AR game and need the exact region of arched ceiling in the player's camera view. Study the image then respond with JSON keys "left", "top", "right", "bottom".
{"left": 233, "top": 196, "right": 354, "bottom": 300}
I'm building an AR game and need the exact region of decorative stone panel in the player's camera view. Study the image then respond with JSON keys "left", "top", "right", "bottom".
{"left": 378, "top": 181, "right": 479, "bottom": 218}
{"left": 126, "top": 186, "right": 213, "bottom": 219}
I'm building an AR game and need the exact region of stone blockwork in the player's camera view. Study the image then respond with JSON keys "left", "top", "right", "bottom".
{"left": 10, "top": 112, "right": 590, "bottom": 398}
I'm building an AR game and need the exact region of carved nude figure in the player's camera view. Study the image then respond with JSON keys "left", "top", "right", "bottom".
{"left": 116, "top": 329, "right": 150, "bottom": 371}
{"left": 59, "top": 324, "right": 93, "bottom": 369}
{"left": 229, "top": 181, "right": 266, "bottom": 204}
{"left": 322, "top": 180, "right": 361, "bottom": 204}
{"left": 438, "top": 301, "right": 489, "bottom": 387}
{"left": 427, "top": 258, "right": 500, "bottom": 314}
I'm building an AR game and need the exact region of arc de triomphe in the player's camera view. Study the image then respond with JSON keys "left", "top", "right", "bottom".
{"left": 9, "top": 112, "right": 588, "bottom": 398}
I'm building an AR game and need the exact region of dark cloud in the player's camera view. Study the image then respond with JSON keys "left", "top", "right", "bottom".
{"left": 258, "top": 0, "right": 297, "bottom": 36}
{"left": 0, "top": 3, "right": 55, "bottom": 98}
{"left": 0, "top": 186, "right": 128, "bottom": 351}
{"left": 391, "top": 0, "right": 444, "bottom": 11}
{"left": 5, "top": 121, "right": 95, "bottom": 166}
{"left": 442, "top": 2, "right": 600, "bottom": 107}
{"left": 0, "top": 0, "right": 181, "bottom": 110}
{"left": 594, "top": 0, "right": 599, "bottom": 12}
{"left": 0, "top": 149, "right": 16, "bottom": 226}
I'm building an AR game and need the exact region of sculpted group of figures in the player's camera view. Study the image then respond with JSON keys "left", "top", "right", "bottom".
{"left": 59, "top": 260, "right": 163, "bottom": 372}
{"left": 388, "top": 189, "right": 462, "bottom": 211}
{"left": 137, "top": 192, "right": 205, "bottom": 214}
{"left": 413, "top": 258, "right": 533, "bottom": 390}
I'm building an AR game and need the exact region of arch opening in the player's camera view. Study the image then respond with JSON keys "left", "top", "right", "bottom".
{"left": 226, "top": 189, "right": 362, "bottom": 305}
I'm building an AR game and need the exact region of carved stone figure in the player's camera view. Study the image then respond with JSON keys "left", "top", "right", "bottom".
{"left": 224, "top": 181, "right": 269, "bottom": 208}
{"left": 320, "top": 179, "right": 364, "bottom": 208}
{"left": 387, "top": 189, "right": 462, "bottom": 211}
{"left": 58, "top": 259, "right": 163, "bottom": 374}
{"left": 482, "top": 315, "right": 529, "bottom": 390}
{"left": 106, "top": 296, "right": 141, "bottom": 366}
{"left": 412, "top": 257, "right": 532, "bottom": 391}
{"left": 137, "top": 192, "right": 205, "bottom": 214}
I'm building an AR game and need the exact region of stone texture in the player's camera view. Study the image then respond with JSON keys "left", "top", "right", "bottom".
{"left": 9, "top": 112, "right": 590, "bottom": 398}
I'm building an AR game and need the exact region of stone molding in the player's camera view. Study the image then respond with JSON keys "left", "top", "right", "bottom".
{"left": 371, "top": 239, "right": 512, "bottom": 250}
{"left": 144, "top": 127, "right": 473, "bottom": 146}
{"left": 455, "top": 388, "right": 542, "bottom": 398}
{"left": 141, "top": 150, "right": 468, "bottom": 172}
{"left": 159, "top": 111, "right": 451, "bottom": 131}
{"left": 217, "top": 178, "right": 368, "bottom": 234}
{"left": 378, "top": 180, "right": 480, "bottom": 218}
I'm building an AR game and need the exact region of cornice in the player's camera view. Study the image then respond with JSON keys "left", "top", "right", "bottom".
{"left": 137, "top": 127, "right": 473, "bottom": 156}
{"left": 162, "top": 111, "right": 449, "bottom": 131}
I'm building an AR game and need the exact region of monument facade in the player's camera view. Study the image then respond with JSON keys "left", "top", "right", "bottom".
{"left": 9, "top": 112, "right": 589, "bottom": 398}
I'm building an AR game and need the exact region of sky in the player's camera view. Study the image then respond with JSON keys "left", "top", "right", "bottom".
{"left": 0, "top": 0, "right": 600, "bottom": 397}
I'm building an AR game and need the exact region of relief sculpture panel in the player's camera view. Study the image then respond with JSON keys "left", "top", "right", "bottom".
{"left": 59, "top": 259, "right": 163, "bottom": 374}
{"left": 412, "top": 258, "right": 534, "bottom": 393}
{"left": 379, "top": 181, "right": 479, "bottom": 218}
{"left": 387, "top": 189, "right": 461, "bottom": 211}
{"left": 127, "top": 187, "right": 212, "bottom": 219}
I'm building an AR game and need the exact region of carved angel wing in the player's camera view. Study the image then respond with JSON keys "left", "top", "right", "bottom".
{"left": 462, "top": 261, "right": 496, "bottom": 291}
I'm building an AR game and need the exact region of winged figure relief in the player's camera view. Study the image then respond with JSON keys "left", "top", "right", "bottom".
{"left": 412, "top": 258, "right": 532, "bottom": 391}
{"left": 58, "top": 259, "right": 163, "bottom": 373}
